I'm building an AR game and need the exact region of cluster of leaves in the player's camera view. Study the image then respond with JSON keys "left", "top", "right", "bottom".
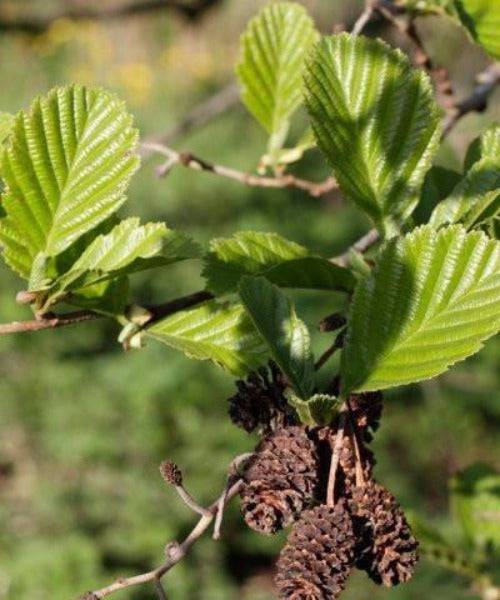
{"left": 411, "top": 463, "right": 500, "bottom": 593}
{"left": 0, "top": 3, "right": 498, "bottom": 408}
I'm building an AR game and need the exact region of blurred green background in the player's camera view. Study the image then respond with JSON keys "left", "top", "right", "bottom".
{"left": 0, "top": 1, "right": 498, "bottom": 599}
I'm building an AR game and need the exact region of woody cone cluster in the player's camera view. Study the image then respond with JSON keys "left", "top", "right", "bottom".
{"left": 229, "top": 365, "right": 418, "bottom": 599}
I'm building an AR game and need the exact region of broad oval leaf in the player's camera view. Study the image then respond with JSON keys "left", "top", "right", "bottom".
{"left": 146, "top": 301, "right": 267, "bottom": 376}
{"left": 304, "top": 33, "right": 441, "bottom": 236}
{"left": 0, "top": 85, "right": 139, "bottom": 278}
{"left": 342, "top": 225, "right": 500, "bottom": 393}
{"left": 203, "top": 230, "right": 355, "bottom": 294}
{"left": 464, "top": 122, "right": 500, "bottom": 171}
{"left": 457, "top": 0, "right": 500, "bottom": 59}
{"left": 429, "top": 158, "right": 500, "bottom": 231}
{"left": 0, "top": 112, "right": 13, "bottom": 145}
{"left": 236, "top": 2, "right": 318, "bottom": 150}
{"left": 40, "top": 218, "right": 199, "bottom": 303}
{"left": 239, "top": 276, "right": 314, "bottom": 398}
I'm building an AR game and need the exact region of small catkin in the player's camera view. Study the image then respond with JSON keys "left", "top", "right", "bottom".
{"left": 275, "top": 501, "right": 356, "bottom": 599}
{"left": 159, "top": 460, "right": 183, "bottom": 486}
{"left": 228, "top": 362, "right": 295, "bottom": 435}
{"left": 240, "top": 426, "right": 319, "bottom": 534}
{"left": 351, "top": 482, "right": 419, "bottom": 587}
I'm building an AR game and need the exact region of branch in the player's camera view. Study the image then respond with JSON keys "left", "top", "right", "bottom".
{"left": 141, "top": 82, "right": 240, "bottom": 152}
{"left": 351, "top": 2, "right": 375, "bottom": 36}
{"left": 0, "top": 0, "right": 222, "bottom": 34}
{"left": 333, "top": 228, "right": 380, "bottom": 267}
{"left": 0, "top": 290, "right": 213, "bottom": 336}
{"left": 442, "top": 63, "right": 500, "bottom": 137}
{"left": 141, "top": 142, "right": 338, "bottom": 198}
{"left": 85, "top": 477, "right": 245, "bottom": 599}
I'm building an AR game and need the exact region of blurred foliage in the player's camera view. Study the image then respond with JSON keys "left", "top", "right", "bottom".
{"left": 0, "top": 1, "right": 498, "bottom": 599}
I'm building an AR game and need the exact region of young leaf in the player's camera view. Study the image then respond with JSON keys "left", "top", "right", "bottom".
{"left": 342, "top": 225, "right": 500, "bottom": 393}
{"left": 236, "top": 2, "right": 318, "bottom": 151}
{"left": 414, "top": 166, "right": 462, "bottom": 225}
{"left": 203, "top": 231, "right": 355, "bottom": 294}
{"left": 464, "top": 122, "right": 500, "bottom": 171}
{"left": 429, "top": 158, "right": 500, "bottom": 231}
{"left": 287, "top": 392, "right": 340, "bottom": 426}
{"left": 0, "top": 85, "right": 139, "bottom": 279}
{"left": 239, "top": 276, "right": 314, "bottom": 398}
{"left": 304, "top": 33, "right": 441, "bottom": 236}
{"left": 0, "top": 112, "right": 13, "bottom": 145}
{"left": 451, "top": 463, "right": 500, "bottom": 549}
{"left": 146, "top": 301, "right": 267, "bottom": 376}
{"left": 455, "top": 0, "right": 500, "bottom": 60}
{"left": 36, "top": 218, "right": 199, "bottom": 305}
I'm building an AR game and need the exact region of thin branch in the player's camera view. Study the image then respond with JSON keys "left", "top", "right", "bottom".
{"left": 141, "top": 142, "right": 338, "bottom": 198}
{"left": 89, "top": 478, "right": 244, "bottom": 599}
{"left": 0, "top": 0, "right": 222, "bottom": 34}
{"left": 173, "top": 484, "right": 212, "bottom": 517}
{"left": 333, "top": 228, "right": 379, "bottom": 267}
{"left": 154, "top": 579, "right": 168, "bottom": 600}
{"left": 326, "top": 411, "right": 347, "bottom": 507}
{"left": 141, "top": 82, "right": 240, "bottom": 152}
{"left": 351, "top": 2, "right": 374, "bottom": 36}
{"left": 443, "top": 63, "right": 500, "bottom": 137}
{"left": 0, "top": 290, "right": 213, "bottom": 336}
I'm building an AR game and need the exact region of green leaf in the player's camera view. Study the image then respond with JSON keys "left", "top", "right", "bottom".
{"left": 451, "top": 463, "right": 500, "bottom": 549}
{"left": 429, "top": 158, "right": 500, "bottom": 231}
{"left": 69, "top": 277, "right": 129, "bottom": 317}
{"left": 464, "top": 122, "right": 500, "bottom": 171}
{"left": 259, "top": 128, "right": 316, "bottom": 170}
{"left": 146, "top": 301, "right": 267, "bottom": 376}
{"left": 239, "top": 276, "right": 314, "bottom": 398}
{"left": 0, "top": 85, "right": 139, "bottom": 279}
{"left": 287, "top": 392, "right": 340, "bottom": 426}
{"left": 44, "top": 218, "right": 199, "bottom": 297}
{"left": 455, "top": 0, "right": 500, "bottom": 59}
{"left": 0, "top": 112, "right": 14, "bottom": 145}
{"left": 203, "top": 231, "right": 355, "bottom": 294}
{"left": 342, "top": 225, "right": 500, "bottom": 393}
{"left": 414, "top": 166, "right": 462, "bottom": 225}
{"left": 304, "top": 33, "right": 441, "bottom": 236}
{"left": 236, "top": 2, "right": 318, "bottom": 152}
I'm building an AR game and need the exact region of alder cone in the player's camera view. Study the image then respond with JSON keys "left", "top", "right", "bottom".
{"left": 228, "top": 362, "right": 295, "bottom": 435}
{"left": 240, "top": 426, "right": 319, "bottom": 534}
{"left": 275, "top": 501, "right": 355, "bottom": 599}
{"left": 351, "top": 483, "right": 419, "bottom": 587}
{"left": 349, "top": 392, "right": 383, "bottom": 443}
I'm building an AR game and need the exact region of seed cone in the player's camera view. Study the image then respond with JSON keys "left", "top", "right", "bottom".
{"left": 350, "top": 482, "right": 419, "bottom": 587}
{"left": 275, "top": 501, "right": 355, "bottom": 599}
{"left": 228, "top": 362, "right": 295, "bottom": 435}
{"left": 349, "top": 392, "right": 383, "bottom": 443}
{"left": 240, "top": 426, "right": 319, "bottom": 534}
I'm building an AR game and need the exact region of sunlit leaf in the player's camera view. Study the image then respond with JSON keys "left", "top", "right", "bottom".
{"left": 146, "top": 301, "right": 267, "bottom": 376}
{"left": 203, "top": 231, "right": 355, "bottom": 294}
{"left": 239, "top": 276, "right": 314, "bottom": 398}
{"left": 456, "top": 0, "right": 500, "bottom": 59}
{"left": 0, "top": 112, "right": 13, "bottom": 145}
{"left": 0, "top": 85, "right": 139, "bottom": 279}
{"left": 236, "top": 2, "right": 318, "bottom": 152}
{"left": 304, "top": 33, "right": 441, "bottom": 236}
{"left": 342, "top": 225, "right": 500, "bottom": 392}
{"left": 464, "top": 122, "right": 500, "bottom": 171}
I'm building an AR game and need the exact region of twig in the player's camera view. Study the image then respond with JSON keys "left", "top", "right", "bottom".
{"left": 0, "top": 290, "right": 213, "bottom": 336}
{"left": 314, "top": 334, "right": 344, "bottom": 371}
{"left": 351, "top": 2, "right": 374, "bottom": 36}
{"left": 154, "top": 579, "right": 168, "bottom": 600}
{"left": 326, "top": 411, "right": 347, "bottom": 507}
{"left": 88, "top": 478, "right": 244, "bottom": 599}
{"left": 333, "top": 228, "right": 380, "bottom": 266}
{"left": 141, "top": 82, "right": 240, "bottom": 152}
{"left": 173, "top": 483, "right": 212, "bottom": 517}
{"left": 442, "top": 64, "right": 500, "bottom": 137}
{"left": 141, "top": 142, "right": 338, "bottom": 198}
{"left": 0, "top": 0, "right": 222, "bottom": 34}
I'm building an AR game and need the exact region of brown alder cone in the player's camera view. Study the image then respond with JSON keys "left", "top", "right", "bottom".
{"left": 228, "top": 362, "right": 296, "bottom": 435}
{"left": 348, "top": 392, "right": 383, "bottom": 443}
{"left": 240, "top": 426, "right": 319, "bottom": 534}
{"left": 350, "top": 482, "right": 419, "bottom": 587}
{"left": 275, "top": 500, "right": 355, "bottom": 599}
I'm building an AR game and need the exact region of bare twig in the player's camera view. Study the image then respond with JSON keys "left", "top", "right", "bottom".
{"left": 88, "top": 478, "right": 244, "bottom": 599}
{"left": 0, "top": 290, "right": 213, "bottom": 336}
{"left": 351, "top": 2, "right": 374, "bottom": 36}
{"left": 0, "top": 0, "right": 222, "bottom": 34}
{"left": 443, "top": 63, "right": 500, "bottom": 137}
{"left": 142, "top": 142, "right": 338, "bottom": 197}
{"left": 333, "top": 228, "right": 380, "bottom": 266}
{"left": 141, "top": 82, "right": 240, "bottom": 152}
{"left": 154, "top": 579, "right": 168, "bottom": 600}
{"left": 173, "top": 484, "right": 212, "bottom": 517}
{"left": 326, "top": 411, "right": 347, "bottom": 507}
